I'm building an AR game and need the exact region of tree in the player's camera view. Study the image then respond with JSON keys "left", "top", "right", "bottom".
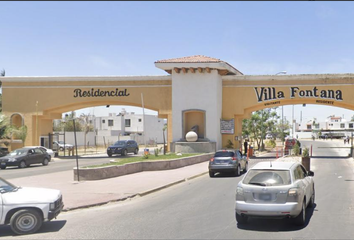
{"left": 242, "top": 108, "right": 279, "bottom": 151}
{"left": 79, "top": 113, "right": 94, "bottom": 154}
{"left": 12, "top": 125, "right": 28, "bottom": 146}
{"left": 62, "top": 111, "right": 83, "bottom": 132}
{"left": 0, "top": 114, "right": 12, "bottom": 146}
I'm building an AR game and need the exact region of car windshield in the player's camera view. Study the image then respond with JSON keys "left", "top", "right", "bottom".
{"left": 0, "top": 177, "right": 17, "bottom": 193}
{"left": 57, "top": 141, "right": 64, "bottom": 144}
{"left": 9, "top": 148, "right": 28, "bottom": 156}
{"left": 214, "top": 151, "right": 235, "bottom": 157}
{"left": 243, "top": 169, "right": 291, "bottom": 186}
{"left": 114, "top": 141, "right": 126, "bottom": 146}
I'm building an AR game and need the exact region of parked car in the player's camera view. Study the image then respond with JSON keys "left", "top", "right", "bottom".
{"left": 208, "top": 149, "right": 248, "bottom": 177}
{"left": 26, "top": 146, "right": 54, "bottom": 160}
{"left": 0, "top": 147, "right": 51, "bottom": 169}
{"left": 53, "top": 141, "right": 73, "bottom": 151}
{"left": 0, "top": 147, "right": 9, "bottom": 157}
{"left": 0, "top": 176, "right": 64, "bottom": 235}
{"left": 235, "top": 161, "right": 315, "bottom": 226}
{"left": 107, "top": 140, "right": 139, "bottom": 157}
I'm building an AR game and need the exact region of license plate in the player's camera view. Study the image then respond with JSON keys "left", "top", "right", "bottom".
{"left": 260, "top": 193, "right": 271, "bottom": 201}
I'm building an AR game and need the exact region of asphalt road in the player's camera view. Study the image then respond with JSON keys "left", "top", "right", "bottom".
{"left": 2, "top": 140, "right": 354, "bottom": 239}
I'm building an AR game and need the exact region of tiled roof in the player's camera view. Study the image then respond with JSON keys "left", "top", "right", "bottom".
{"left": 155, "top": 55, "right": 222, "bottom": 63}
{"left": 155, "top": 55, "right": 243, "bottom": 75}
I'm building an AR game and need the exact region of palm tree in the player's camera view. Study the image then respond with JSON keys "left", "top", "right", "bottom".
{"left": 12, "top": 125, "right": 28, "bottom": 146}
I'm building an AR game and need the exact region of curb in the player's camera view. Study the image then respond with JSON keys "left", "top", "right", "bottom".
{"left": 62, "top": 171, "right": 209, "bottom": 212}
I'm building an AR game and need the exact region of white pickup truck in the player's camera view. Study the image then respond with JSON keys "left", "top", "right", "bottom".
{"left": 0, "top": 177, "right": 64, "bottom": 235}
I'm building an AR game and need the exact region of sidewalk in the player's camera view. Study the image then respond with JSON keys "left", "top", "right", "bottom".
{"left": 9, "top": 161, "right": 210, "bottom": 211}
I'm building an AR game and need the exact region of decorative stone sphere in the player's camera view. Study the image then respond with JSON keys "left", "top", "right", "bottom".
{"left": 186, "top": 131, "right": 198, "bottom": 142}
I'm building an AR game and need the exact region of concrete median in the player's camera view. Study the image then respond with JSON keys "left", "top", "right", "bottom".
{"left": 74, "top": 153, "right": 214, "bottom": 181}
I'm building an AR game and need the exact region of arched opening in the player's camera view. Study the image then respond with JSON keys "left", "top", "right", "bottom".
{"left": 182, "top": 109, "right": 205, "bottom": 140}
{"left": 51, "top": 105, "right": 167, "bottom": 152}
{"left": 10, "top": 113, "right": 23, "bottom": 129}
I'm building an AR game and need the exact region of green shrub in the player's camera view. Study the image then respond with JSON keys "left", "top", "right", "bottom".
{"left": 154, "top": 148, "right": 159, "bottom": 157}
{"left": 292, "top": 144, "right": 300, "bottom": 156}
{"left": 302, "top": 147, "right": 310, "bottom": 157}
{"left": 226, "top": 139, "right": 234, "bottom": 149}
{"left": 265, "top": 139, "right": 276, "bottom": 148}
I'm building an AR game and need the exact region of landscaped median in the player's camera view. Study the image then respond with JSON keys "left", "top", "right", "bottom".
{"left": 73, "top": 152, "right": 214, "bottom": 181}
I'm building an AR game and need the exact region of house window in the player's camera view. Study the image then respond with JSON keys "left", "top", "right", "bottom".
{"left": 138, "top": 119, "right": 142, "bottom": 122}
{"left": 340, "top": 123, "right": 345, "bottom": 128}
{"left": 108, "top": 120, "right": 114, "bottom": 127}
{"left": 125, "top": 119, "right": 131, "bottom": 127}
{"left": 349, "top": 123, "right": 353, "bottom": 128}
{"left": 307, "top": 125, "right": 312, "bottom": 130}
{"left": 102, "top": 120, "right": 105, "bottom": 124}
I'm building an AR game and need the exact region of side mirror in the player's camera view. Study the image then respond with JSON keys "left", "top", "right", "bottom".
{"left": 308, "top": 170, "right": 314, "bottom": 177}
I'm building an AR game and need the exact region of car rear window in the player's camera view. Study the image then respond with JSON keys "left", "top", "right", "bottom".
{"left": 242, "top": 170, "right": 291, "bottom": 186}
{"left": 114, "top": 141, "right": 126, "bottom": 146}
{"left": 214, "top": 151, "right": 235, "bottom": 157}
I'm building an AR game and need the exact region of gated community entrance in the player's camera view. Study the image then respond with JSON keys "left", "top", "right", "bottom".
{"left": 3, "top": 55, "right": 354, "bottom": 152}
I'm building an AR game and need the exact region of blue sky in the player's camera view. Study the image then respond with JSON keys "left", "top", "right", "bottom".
{"left": 1, "top": 1, "right": 354, "bottom": 122}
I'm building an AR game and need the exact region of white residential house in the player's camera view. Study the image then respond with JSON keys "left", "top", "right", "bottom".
{"left": 92, "top": 109, "right": 166, "bottom": 146}
{"left": 296, "top": 115, "right": 354, "bottom": 138}
{"left": 53, "top": 109, "right": 167, "bottom": 147}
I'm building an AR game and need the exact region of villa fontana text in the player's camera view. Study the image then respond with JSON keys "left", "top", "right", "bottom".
{"left": 254, "top": 87, "right": 343, "bottom": 102}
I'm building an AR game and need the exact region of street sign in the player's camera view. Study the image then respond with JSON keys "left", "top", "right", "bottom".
{"left": 221, "top": 119, "right": 234, "bottom": 134}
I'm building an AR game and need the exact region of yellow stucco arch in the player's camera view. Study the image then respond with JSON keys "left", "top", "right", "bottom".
{"left": 3, "top": 56, "right": 354, "bottom": 153}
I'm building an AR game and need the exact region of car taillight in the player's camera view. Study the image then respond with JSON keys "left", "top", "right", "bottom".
{"left": 210, "top": 158, "right": 214, "bottom": 162}
{"left": 287, "top": 188, "right": 300, "bottom": 202}
{"left": 232, "top": 157, "right": 237, "bottom": 161}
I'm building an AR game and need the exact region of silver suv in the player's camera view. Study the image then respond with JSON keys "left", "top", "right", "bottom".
{"left": 235, "top": 161, "right": 315, "bottom": 226}
{"left": 208, "top": 149, "right": 248, "bottom": 177}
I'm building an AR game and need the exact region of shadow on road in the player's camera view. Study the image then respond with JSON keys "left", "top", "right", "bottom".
{"left": 0, "top": 220, "right": 66, "bottom": 237}
{"left": 236, "top": 204, "right": 317, "bottom": 232}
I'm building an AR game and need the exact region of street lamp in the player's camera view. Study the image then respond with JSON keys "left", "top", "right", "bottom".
{"left": 65, "top": 113, "right": 80, "bottom": 182}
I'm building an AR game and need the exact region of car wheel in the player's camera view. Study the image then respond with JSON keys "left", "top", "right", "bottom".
{"left": 123, "top": 149, "right": 127, "bottom": 156}
{"left": 107, "top": 153, "right": 112, "bottom": 157}
{"left": 243, "top": 162, "right": 248, "bottom": 173}
{"left": 308, "top": 188, "right": 315, "bottom": 208}
{"left": 134, "top": 148, "right": 139, "bottom": 154}
{"left": 236, "top": 213, "right": 248, "bottom": 224}
{"left": 19, "top": 161, "right": 27, "bottom": 169}
{"left": 1, "top": 166, "right": 6, "bottom": 169}
{"left": 209, "top": 171, "right": 215, "bottom": 178}
{"left": 294, "top": 200, "right": 306, "bottom": 226}
{"left": 10, "top": 209, "right": 43, "bottom": 235}
{"left": 59, "top": 147, "right": 64, "bottom": 151}
{"left": 42, "top": 158, "right": 49, "bottom": 166}
{"left": 235, "top": 165, "right": 241, "bottom": 176}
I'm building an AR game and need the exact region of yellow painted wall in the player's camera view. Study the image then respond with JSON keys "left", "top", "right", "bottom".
{"left": 4, "top": 74, "right": 354, "bottom": 151}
